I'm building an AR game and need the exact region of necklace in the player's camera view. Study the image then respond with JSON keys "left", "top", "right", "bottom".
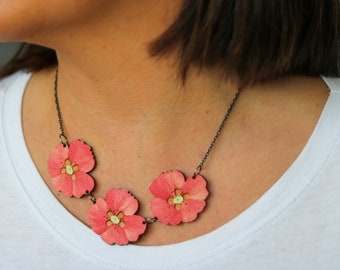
{"left": 47, "top": 69, "right": 240, "bottom": 245}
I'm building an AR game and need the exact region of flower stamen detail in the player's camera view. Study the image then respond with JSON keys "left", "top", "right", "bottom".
{"left": 167, "top": 190, "right": 189, "bottom": 207}
{"left": 106, "top": 211, "right": 126, "bottom": 227}
{"left": 173, "top": 195, "right": 184, "bottom": 204}
{"left": 61, "top": 160, "right": 79, "bottom": 180}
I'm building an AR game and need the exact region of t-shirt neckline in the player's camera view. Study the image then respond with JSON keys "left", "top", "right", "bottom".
{"left": 2, "top": 72, "right": 339, "bottom": 269}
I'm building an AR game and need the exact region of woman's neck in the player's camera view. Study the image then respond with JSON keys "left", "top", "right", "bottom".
{"left": 33, "top": 1, "right": 237, "bottom": 132}
{"left": 20, "top": 0, "right": 237, "bottom": 161}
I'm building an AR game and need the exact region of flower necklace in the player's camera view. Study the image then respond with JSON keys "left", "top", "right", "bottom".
{"left": 48, "top": 69, "right": 240, "bottom": 245}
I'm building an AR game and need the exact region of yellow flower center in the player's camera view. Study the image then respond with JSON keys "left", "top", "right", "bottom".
{"left": 65, "top": 164, "right": 74, "bottom": 175}
{"left": 106, "top": 211, "right": 125, "bottom": 227}
{"left": 167, "top": 189, "right": 190, "bottom": 210}
{"left": 173, "top": 195, "right": 184, "bottom": 204}
{"left": 61, "top": 160, "right": 79, "bottom": 180}
{"left": 110, "top": 215, "right": 120, "bottom": 224}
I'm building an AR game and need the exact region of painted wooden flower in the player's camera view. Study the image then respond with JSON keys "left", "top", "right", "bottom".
{"left": 48, "top": 140, "right": 95, "bottom": 198}
{"left": 88, "top": 189, "right": 146, "bottom": 245}
{"left": 149, "top": 170, "right": 209, "bottom": 225}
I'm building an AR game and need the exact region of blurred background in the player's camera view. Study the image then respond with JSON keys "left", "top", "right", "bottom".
{"left": 0, "top": 42, "right": 21, "bottom": 68}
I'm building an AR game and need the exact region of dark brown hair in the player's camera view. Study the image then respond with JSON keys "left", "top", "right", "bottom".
{"left": 1, "top": 0, "right": 339, "bottom": 86}
{"left": 0, "top": 43, "right": 57, "bottom": 78}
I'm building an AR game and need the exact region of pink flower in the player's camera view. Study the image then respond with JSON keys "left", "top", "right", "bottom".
{"left": 88, "top": 189, "right": 146, "bottom": 245}
{"left": 48, "top": 140, "right": 95, "bottom": 198}
{"left": 149, "top": 170, "right": 209, "bottom": 225}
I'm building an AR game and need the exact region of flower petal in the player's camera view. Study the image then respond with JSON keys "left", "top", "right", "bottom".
{"left": 100, "top": 225, "right": 129, "bottom": 245}
{"left": 123, "top": 215, "right": 146, "bottom": 242}
{"left": 72, "top": 171, "right": 95, "bottom": 198}
{"left": 48, "top": 144, "right": 69, "bottom": 177}
{"left": 105, "top": 189, "right": 138, "bottom": 215}
{"left": 180, "top": 199, "right": 206, "bottom": 222}
{"left": 88, "top": 198, "right": 109, "bottom": 235}
{"left": 68, "top": 140, "right": 95, "bottom": 172}
{"left": 149, "top": 171, "right": 185, "bottom": 199}
{"left": 150, "top": 198, "right": 182, "bottom": 225}
{"left": 181, "top": 175, "right": 209, "bottom": 200}
{"left": 52, "top": 174, "right": 73, "bottom": 197}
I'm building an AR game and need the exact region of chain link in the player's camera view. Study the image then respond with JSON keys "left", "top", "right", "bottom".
{"left": 193, "top": 90, "right": 240, "bottom": 178}
{"left": 54, "top": 68, "right": 69, "bottom": 147}
{"left": 144, "top": 217, "right": 158, "bottom": 224}
{"left": 86, "top": 191, "right": 97, "bottom": 204}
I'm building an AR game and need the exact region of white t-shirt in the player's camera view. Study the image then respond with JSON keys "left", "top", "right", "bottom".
{"left": 1, "top": 72, "right": 340, "bottom": 270}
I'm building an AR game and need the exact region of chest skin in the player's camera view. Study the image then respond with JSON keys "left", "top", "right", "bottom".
{"left": 22, "top": 69, "right": 329, "bottom": 245}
